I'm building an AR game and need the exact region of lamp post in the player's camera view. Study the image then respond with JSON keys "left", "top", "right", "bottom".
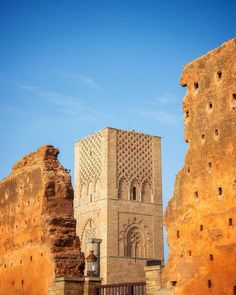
{"left": 86, "top": 250, "right": 97, "bottom": 277}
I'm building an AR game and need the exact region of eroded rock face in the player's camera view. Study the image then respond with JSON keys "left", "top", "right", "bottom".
{"left": 164, "top": 38, "right": 236, "bottom": 295}
{"left": 0, "top": 145, "right": 84, "bottom": 295}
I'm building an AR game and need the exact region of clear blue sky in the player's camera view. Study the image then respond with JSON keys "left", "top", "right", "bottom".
{"left": 0, "top": 0, "right": 235, "bottom": 258}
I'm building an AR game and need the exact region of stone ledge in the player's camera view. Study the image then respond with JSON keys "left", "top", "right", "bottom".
{"left": 54, "top": 277, "right": 85, "bottom": 282}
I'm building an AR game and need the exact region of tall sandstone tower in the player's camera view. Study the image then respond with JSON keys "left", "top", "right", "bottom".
{"left": 162, "top": 38, "right": 236, "bottom": 295}
{"left": 74, "top": 127, "right": 164, "bottom": 283}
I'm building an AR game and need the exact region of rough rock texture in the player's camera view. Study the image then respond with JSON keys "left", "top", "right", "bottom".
{"left": 163, "top": 38, "right": 236, "bottom": 295}
{"left": 0, "top": 145, "right": 84, "bottom": 295}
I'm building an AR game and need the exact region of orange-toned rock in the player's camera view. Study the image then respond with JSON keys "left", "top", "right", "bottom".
{"left": 163, "top": 38, "right": 236, "bottom": 295}
{"left": 0, "top": 145, "right": 84, "bottom": 295}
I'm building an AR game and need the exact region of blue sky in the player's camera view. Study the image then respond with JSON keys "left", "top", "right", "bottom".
{"left": 0, "top": 0, "right": 235, "bottom": 258}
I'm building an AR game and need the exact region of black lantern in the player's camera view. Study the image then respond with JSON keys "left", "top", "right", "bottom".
{"left": 86, "top": 250, "right": 97, "bottom": 277}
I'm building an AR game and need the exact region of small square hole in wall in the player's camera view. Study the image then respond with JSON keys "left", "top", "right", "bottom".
{"left": 188, "top": 250, "right": 192, "bottom": 256}
{"left": 217, "top": 71, "right": 222, "bottom": 79}
{"left": 208, "top": 162, "right": 212, "bottom": 168}
{"left": 185, "top": 111, "right": 190, "bottom": 118}
{"left": 194, "top": 82, "right": 199, "bottom": 89}
{"left": 208, "top": 280, "right": 212, "bottom": 288}
{"left": 176, "top": 231, "right": 180, "bottom": 239}
{"left": 208, "top": 102, "right": 213, "bottom": 110}
{"left": 194, "top": 191, "right": 198, "bottom": 199}
{"left": 229, "top": 218, "right": 233, "bottom": 226}
{"left": 201, "top": 134, "right": 205, "bottom": 141}
{"left": 218, "top": 187, "right": 223, "bottom": 196}
{"left": 187, "top": 167, "right": 190, "bottom": 175}
{"left": 210, "top": 254, "right": 214, "bottom": 261}
{"left": 215, "top": 129, "right": 219, "bottom": 136}
{"left": 171, "top": 281, "right": 177, "bottom": 287}
{"left": 200, "top": 225, "right": 204, "bottom": 231}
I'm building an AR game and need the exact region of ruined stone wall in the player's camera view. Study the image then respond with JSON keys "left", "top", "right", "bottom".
{"left": 0, "top": 145, "right": 84, "bottom": 295}
{"left": 163, "top": 38, "right": 236, "bottom": 295}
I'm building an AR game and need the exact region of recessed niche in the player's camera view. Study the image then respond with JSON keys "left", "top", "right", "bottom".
{"left": 30, "top": 256, "right": 32, "bottom": 262}
{"left": 201, "top": 134, "right": 205, "bottom": 141}
{"left": 22, "top": 280, "right": 24, "bottom": 285}
{"left": 188, "top": 250, "right": 192, "bottom": 256}
{"left": 176, "top": 231, "right": 180, "bottom": 239}
{"left": 208, "top": 162, "right": 212, "bottom": 168}
{"left": 218, "top": 187, "right": 223, "bottom": 196}
{"left": 172, "top": 281, "right": 177, "bottom": 286}
{"left": 194, "top": 82, "right": 199, "bottom": 89}
{"left": 187, "top": 167, "right": 190, "bottom": 174}
{"left": 229, "top": 218, "right": 233, "bottom": 226}
{"left": 208, "top": 102, "right": 213, "bottom": 110}
{"left": 20, "top": 259, "right": 22, "bottom": 264}
{"left": 215, "top": 129, "right": 219, "bottom": 136}
{"left": 208, "top": 280, "right": 212, "bottom": 288}
{"left": 194, "top": 191, "right": 198, "bottom": 199}
{"left": 233, "top": 93, "right": 236, "bottom": 100}
{"left": 185, "top": 111, "right": 190, "bottom": 118}
{"left": 41, "top": 253, "right": 43, "bottom": 257}
{"left": 217, "top": 71, "right": 222, "bottom": 79}
{"left": 12, "top": 281, "right": 15, "bottom": 286}
{"left": 200, "top": 225, "right": 204, "bottom": 231}
{"left": 210, "top": 254, "right": 214, "bottom": 261}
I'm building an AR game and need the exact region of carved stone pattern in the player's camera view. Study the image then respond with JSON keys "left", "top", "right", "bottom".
{"left": 116, "top": 130, "right": 153, "bottom": 185}
{"left": 79, "top": 131, "right": 102, "bottom": 185}
{"left": 119, "top": 217, "right": 152, "bottom": 244}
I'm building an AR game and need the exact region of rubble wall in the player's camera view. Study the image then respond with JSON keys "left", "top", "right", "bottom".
{"left": 0, "top": 145, "right": 84, "bottom": 295}
{"left": 164, "top": 38, "right": 236, "bottom": 295}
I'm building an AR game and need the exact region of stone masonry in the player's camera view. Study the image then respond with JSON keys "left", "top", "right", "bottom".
{"left": 0, "top": 145, "right": 84, "bottom": 295}
{"left": 74, "top": 127, "right": 164, "bottom": 283}
{"left": 161, "top": 38, "right": 236, "bottom": 294}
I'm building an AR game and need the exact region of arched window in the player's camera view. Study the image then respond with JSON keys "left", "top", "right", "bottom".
{"left": 126, "top": 227, "right": 145, "bottom": 258}
{"left": 130, "top": 179, "right": 139, "bottom": 201}
{"left": 132, "top": 187, "right": 136, "bottom": 200}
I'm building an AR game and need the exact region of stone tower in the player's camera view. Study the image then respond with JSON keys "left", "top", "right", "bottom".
{"left": 74, "top": 127, "right": 164, "bottom": 284}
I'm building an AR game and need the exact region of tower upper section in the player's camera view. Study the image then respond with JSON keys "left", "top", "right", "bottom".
{"left": 74, "top": 127, "right": 162, "bottom": 207}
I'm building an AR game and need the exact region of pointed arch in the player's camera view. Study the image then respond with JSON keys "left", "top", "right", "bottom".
{"left": 125, "top": 226, "right": 146, "bottom": 258}
{"left": 118, "top": 177, "right": 128, "bottom": 200}
{"left": 80, "top": 183, "right": 88, "bottom": 205}
{"left": 130, "top": 178, "right": 140, "bottom": 201}
{"left": 80, "top": 218, "right": 97, "bottom": 253}
{"left": 142, "top": 180, "right": 152, "bottom": 203}
{"left": 94, "top": 179, "right": 102, "bottom": 200}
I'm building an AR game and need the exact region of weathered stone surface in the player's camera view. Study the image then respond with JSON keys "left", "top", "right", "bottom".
{"left": 162, "top": 38, "right": 236, "bottom": 295}
{"left": 74, "top": 128, "right": 163, "bottom": 283}
{"left": 0, "top": 145, "right": 84, "bottom": 295}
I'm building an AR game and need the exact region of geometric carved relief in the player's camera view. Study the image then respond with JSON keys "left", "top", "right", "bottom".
{"left": 80, "top": 218, "right": 97, "bottom": 252}
{"left": 79, "top": 131, "right": 102, "bottom": 203}
{"left": 79, "top": 131, "right": 102, "bottom": 184}
{"left": 119, "top": 217, "right": 152, "bottom": 258}
{"left": 116, "top": 130, "right": 153, "bottom": 190}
